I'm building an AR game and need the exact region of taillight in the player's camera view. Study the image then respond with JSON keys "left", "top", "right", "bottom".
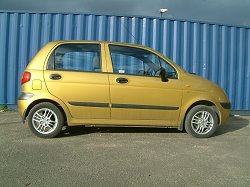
{"left": 21, "top": 71, "right": 31, "bottom": 85}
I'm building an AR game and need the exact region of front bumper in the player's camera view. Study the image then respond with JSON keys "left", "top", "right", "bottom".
{"left": 219, "top": 102, "right": 231, "bottom": 124}
{"left": 220, "top": 102, "right": 231, "bottom": 110}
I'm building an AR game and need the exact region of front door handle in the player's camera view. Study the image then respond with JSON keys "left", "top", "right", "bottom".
{"left": 116, "top": 77, "right": 128, "bottom": 84}
{"left": 49, "top": 74, "right": 62, "bottom": 80}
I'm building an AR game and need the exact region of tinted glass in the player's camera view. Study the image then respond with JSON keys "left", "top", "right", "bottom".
{"left": 109, "top": 45, "right": 177, "bottom": 78}
{"left": 51, "top": 44, "right": 101, "bottom": 72}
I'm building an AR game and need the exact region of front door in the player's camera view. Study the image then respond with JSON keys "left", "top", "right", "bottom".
{"left": 44, "top": 43, "right": 110, "bottom": 119}
{"left": 106, "top": 44, "right": 182, "bottom": 125}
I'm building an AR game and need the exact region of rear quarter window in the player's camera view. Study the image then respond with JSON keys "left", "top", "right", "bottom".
{"left": 47, "top": 44, "right": 101, "bottom": 72}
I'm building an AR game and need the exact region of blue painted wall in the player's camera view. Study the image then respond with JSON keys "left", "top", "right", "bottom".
{"left": 0, "top": 11, "right": 250, "bottom": 110}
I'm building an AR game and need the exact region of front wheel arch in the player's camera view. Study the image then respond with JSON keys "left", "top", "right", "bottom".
{"left": 184, "top": 105, "right": 219, "bottom": 138}
{"left": 179, "top": 100, "right": 220, "bottom": 131}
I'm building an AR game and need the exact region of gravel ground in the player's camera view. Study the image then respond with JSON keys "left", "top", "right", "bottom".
{"left": 0, "top": 111, "right": 250, "bottom": 187}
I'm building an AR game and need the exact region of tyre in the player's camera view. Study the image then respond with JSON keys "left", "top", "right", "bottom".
{"left": 28, "top": 102, "right": 64, "bottom": 138}
{"left": 184, "top": 105, "right": 218, "bottom": 138}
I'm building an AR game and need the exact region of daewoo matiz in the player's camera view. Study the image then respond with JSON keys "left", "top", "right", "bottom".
{"left": 18, "top": 41, "right": 230, "bottom": 138}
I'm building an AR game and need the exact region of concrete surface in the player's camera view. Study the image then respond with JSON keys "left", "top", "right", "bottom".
{"left": 0, "top": 111, "right": 250, "bottom": 187}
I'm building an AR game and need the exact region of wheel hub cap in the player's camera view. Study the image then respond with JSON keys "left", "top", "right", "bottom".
{"left": 191, "top": 111, "right": 214, "bottom": 135}
{"left": 32, "top": 108, "right": 58, "bottom": 135}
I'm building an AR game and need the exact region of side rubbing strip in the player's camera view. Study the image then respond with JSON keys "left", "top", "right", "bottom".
{"left": 68, "top": 102, "right": 179, "bottom": 110}
{"left": 68, "top": 102, "right": 109, "bottom": 108}
{"left": 112, "top": 104, "right": 179, "bottom": 110}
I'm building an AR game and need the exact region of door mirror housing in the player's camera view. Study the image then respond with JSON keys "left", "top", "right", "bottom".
{"left": 159, "top": 68, "right": 168, "bottom": 82}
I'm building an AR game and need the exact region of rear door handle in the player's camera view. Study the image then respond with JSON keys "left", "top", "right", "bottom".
{"left": 49, "top": 74, "right": 62, "bottom": 80}
{"left": 116, "top": 77, "right": 128, "bottom": 84}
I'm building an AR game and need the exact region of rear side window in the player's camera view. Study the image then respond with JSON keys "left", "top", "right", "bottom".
{"left": 48, "top": 44, "right": 101, "bottom": 72}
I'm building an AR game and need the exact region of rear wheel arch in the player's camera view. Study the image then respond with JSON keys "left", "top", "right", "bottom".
{"left": 179, "top": 100, "right": 220, "bottom": 131}
{"left": 24, "top": 99, "right": 67, "bottom": 124}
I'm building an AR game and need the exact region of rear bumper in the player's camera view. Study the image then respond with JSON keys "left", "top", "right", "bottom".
{"left": 18, "top": 99, "right": 30, "bottom": 124}
{"left": 18, "top": 92, "right": 36, "bottom": 123}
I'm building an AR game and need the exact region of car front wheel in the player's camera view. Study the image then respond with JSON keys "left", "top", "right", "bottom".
{"left": 185, "top": 105, "right": 218, "bottom": 138}
{"left": 28, "top": 102, "right": 64, "bottom": 138}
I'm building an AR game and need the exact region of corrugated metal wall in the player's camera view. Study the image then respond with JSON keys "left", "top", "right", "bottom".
{"left": 0, "top": 11, "right": 250, "bottom": 110}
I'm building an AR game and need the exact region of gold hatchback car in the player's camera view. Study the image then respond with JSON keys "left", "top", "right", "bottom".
{"left": 18, "top": 41, "right": 230, "bottom": 138}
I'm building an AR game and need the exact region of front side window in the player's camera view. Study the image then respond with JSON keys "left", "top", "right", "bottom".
{"left": 109, "top": 45, "right": 177, "bottom": 79}
{"left": 48, "top": 44, "right": 101, "bottom": 72}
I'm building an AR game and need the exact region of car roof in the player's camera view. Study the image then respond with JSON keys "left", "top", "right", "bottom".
{"left": 50, "top": 40, "right": 147, "bottom": 48}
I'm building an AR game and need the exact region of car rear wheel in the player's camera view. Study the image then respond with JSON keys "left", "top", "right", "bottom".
{"left": 28, "top": 102, "right": 64, "bottom": 138}
{"left": 185, "top": 105, "right": 218, "bottom": 138}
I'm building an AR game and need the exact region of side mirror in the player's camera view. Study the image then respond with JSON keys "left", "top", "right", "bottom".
{"left": 159, "top": 68, "right": 168, "bottom": 82}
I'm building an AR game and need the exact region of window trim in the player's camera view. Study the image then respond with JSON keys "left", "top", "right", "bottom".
{"left": 46, "top": 43, "right": 102, "bottom": 73}
{"left": 108, "top": 44, "right": 178, "bottom": 80}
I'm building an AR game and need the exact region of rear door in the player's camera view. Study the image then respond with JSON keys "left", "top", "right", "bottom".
{"left": 44, "top": 43, "right": 110, "bottom": 119}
